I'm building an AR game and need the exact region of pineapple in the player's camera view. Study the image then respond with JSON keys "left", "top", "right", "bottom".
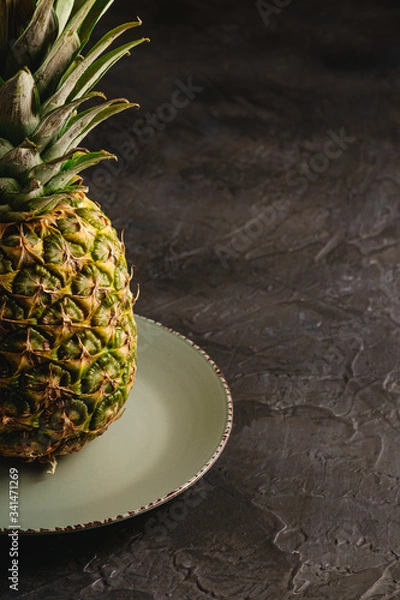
{"left": 0, "top": 0, "right": 148, "bottom": 472}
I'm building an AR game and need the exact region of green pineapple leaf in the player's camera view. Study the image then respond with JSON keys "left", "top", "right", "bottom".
{"left": 45, "top": 19, "right": 144, "bottom": 112}
{"left": 0, "top": 68, "right": 40, "bottom": 145}
{"left": 78, "top": 0, "right": 115, "bottom": 48}
{"left": 44, "top": 99, "right": 136, "bottom": 160}
{"left": 45, "top": 149, "right": 115, "bottom": 192}
{"left": 29, "top": 148, "right": 89, "bottom": 185}
{"left": 69, "top": 37, "right": 150, "bottom": 101}
{"left": 34, "top": 0, "right": 99, "bottom": 96}
{"left": 32, "top": 92, "right": 105, "bottom": 151}
{"left": 54, "top": 0, "right": 75, "bottom": 36}
{"left": 6, "top": 0, "right": 57, "bottom": 78}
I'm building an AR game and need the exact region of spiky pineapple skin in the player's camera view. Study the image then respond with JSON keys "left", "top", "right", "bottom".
{"left": 0, "top": 191, "right": 137, "bottom": 461}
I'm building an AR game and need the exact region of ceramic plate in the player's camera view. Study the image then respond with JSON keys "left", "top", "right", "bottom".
{"left": 0, "top": 316, "right": 233, "bottom": 534}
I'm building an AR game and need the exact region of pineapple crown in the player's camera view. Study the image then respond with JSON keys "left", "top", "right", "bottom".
{"left": 0, "top": 0, "right": 149, "bottom": 216}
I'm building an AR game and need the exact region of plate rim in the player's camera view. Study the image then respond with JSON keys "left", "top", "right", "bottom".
{"left": 1, "top": 315, "right": 233, "bottom": 535}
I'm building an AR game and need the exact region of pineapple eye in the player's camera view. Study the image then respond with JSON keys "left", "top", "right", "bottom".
{"left": 56, "top": 216, "right": 93, "bottom": 253}
{"left": 97, "top": 353, "right": 123, "bottom": 378}
{"left": 1, "top": 393, "right": 31, "bottom": 417}
{"left": 1, "top": 224, "right": 40, "bottom": 248}
{"left": 48, "top": 407, "right": 66, "bottom": 431}
{"left": 82, "top": 354, "right": 122, "bottom": 395}
{"left": 40, "top": 297, "right": 86, "bottom": 326}
{"left": 25, "top": 363, "right": 71, "bottom": 389}
{"left": 58, "top": 337, "right": 81, "bottom": 361}
{"left": 114, "top": 259, "right": 130, "bottom": 291}
{"left": 0, "top": 296, "right": 25, "bottom": 320}
{"left": 90, "top": 390, "right": 124, "bottom": 431}
{"left": 43, "top": 234, "right": 68, "bottom": 264}
{"left": 109, "top": 327, "right": 127, "bottom": 349}
{"left": 13, "top": 265, "right": 61, "bottom": 296}
{"left": 78, "top": 330, "right": 103, "bottom": 355}
{"left": 57, "top": 216, "right": 81, "bottom": 235}
{"left": 0, "top": 251, "right": 13, "bottom": 274}
{"left": 66, "top": 400, "right": 89, "bottom": 427}
{"left": 72, "top": 265, "right": 112, "bottom": 296}
{"left": 92, "top": 236, "right": 119, "bottom": 263}
{"left": 43, "top": 234, "right": 86, "bottom": 286}
{"left": 76, "top": 208, "right": 109, "bottom": 230}
{"left": 81, "top": 361, "right": 104, "bottom": 394}
{"left": 58, "top": 330, "right": 103, "bottom": 361}
{"left": 3, "top": 327, "right": 50, "bottom": 353}
{"left": 91, "top": 293, "right": 120, "bottom": 327}
{"left": 46, "top": 398, "right": 89, "bottom": 431}
{"left": 0, "top": 224, "right": 42, "bottom": 269}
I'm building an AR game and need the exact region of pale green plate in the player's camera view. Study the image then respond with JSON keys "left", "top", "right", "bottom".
{"left": 0, "top": 316, "right": 233, "bottom": 534}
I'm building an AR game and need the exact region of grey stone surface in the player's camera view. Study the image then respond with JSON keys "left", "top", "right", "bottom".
{"left": 2, "top": 0, "right": 400, "bottom": 598}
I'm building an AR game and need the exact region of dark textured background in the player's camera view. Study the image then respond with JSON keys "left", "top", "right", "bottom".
{"left": 2, "top": 0, "right": 400, "bottom": 598}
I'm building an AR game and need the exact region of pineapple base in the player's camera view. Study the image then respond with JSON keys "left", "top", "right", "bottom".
{"left": 0, "top": 192, "right": 137, "bottom": 468}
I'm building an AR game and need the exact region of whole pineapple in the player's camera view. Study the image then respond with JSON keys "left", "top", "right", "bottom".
{"left": 0, "top": 0, "right": 148, "bottom": 472}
